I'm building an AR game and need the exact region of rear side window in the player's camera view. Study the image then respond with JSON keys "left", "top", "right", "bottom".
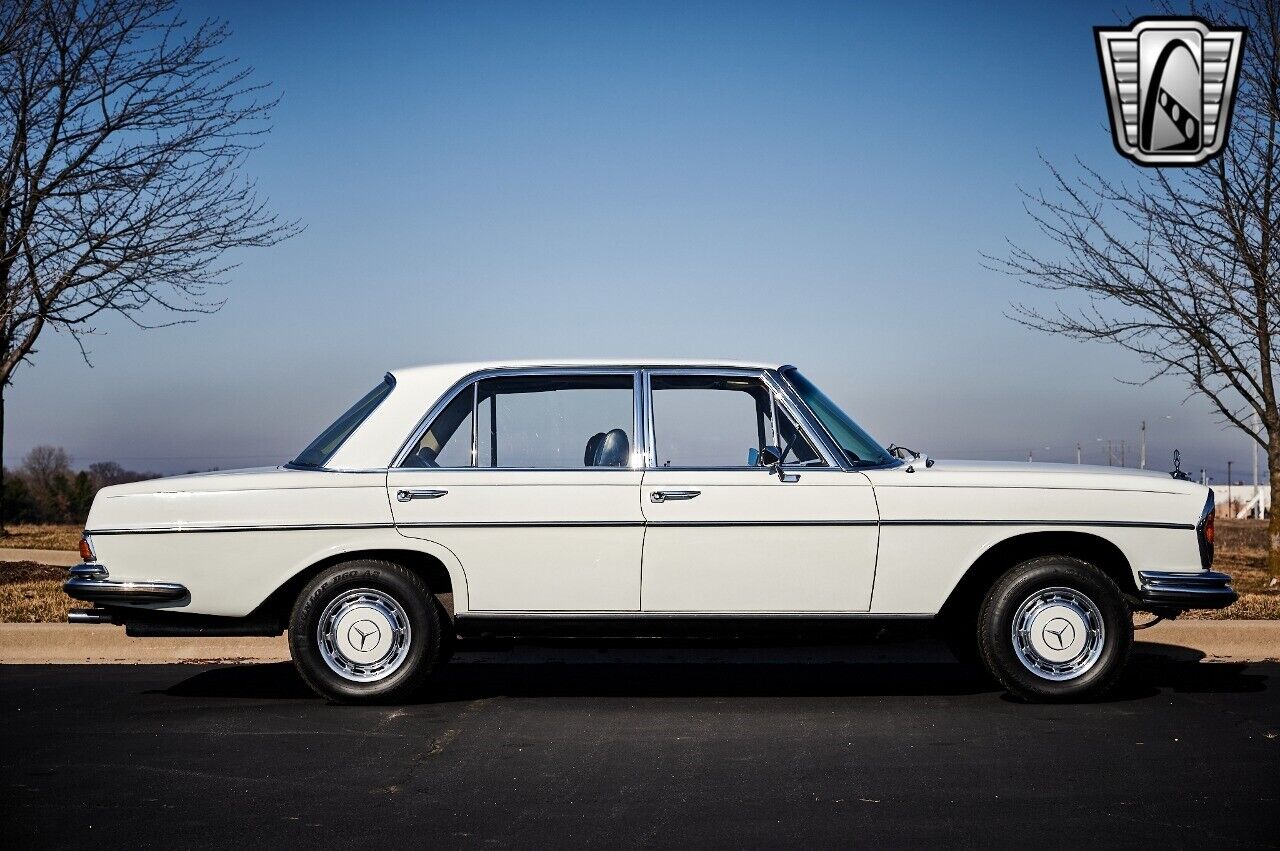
{"left": 292, "top": 375, "right": 395, "bottom": 468}
{"left": 401, "top": 374, "right": 635, "bottom": 469}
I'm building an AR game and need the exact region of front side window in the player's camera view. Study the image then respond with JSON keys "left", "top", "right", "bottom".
{"left": 649, "top": 374, "right": 824, "bottom": 468}
{"left": 401, "top": 374, "right": 635, "bottom": 469}
{"left": 292, "top": 375, "right": 395, "bottom": 468}
{"left": 781, "top": 368, "right": 895, "bottom": 467}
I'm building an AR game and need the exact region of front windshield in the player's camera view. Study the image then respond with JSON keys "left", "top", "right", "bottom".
{"left": 291, "top": 375, "right": 395, "bottom": 468}
{"left": 781, "top": 368, "right": 895, "bottom": 467}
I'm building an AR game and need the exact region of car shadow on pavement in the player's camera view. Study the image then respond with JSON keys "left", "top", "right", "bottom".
{"left": 155, "top": 641, "right": 1271, "bottom": 704}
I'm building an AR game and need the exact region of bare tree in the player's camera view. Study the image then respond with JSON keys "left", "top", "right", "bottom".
{"left": 0, "top": 0, "right": 299, "bottom": 530}
{"left": 994, "top": 0, "right": 1280, "bottom": 578}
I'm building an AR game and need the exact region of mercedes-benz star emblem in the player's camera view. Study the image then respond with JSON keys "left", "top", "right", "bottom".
{"left": 1041, "top": 618, "right": 1076, "bottom": 651}
{"left": 348, "top": 619, "right": 381, "bottom": 652}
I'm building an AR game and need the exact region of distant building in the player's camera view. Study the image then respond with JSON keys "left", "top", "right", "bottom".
{"left": 1210, "top": 485, "right": 1269, "bottom": 519}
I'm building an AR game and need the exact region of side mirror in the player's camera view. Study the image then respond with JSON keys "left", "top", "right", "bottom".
{"left": 759, "top": 445, "right": 799, "bottom": 482}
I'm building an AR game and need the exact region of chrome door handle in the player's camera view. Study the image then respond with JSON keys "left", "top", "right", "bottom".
{"left": 650, "top": 490, "right": 700, "bottom": 503}
{"left": 396, "top": 489, "right": 448, "bottom": 502}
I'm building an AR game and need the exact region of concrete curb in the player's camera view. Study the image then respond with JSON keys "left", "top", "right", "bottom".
{"left": 0, "top": 548, "right": 79, "bottom": 567}
{"left": 0, "top": 624, "right": 289, "bottom": 664}
{"left": 0, "top": 619, "right": 1276, "bottom": 665}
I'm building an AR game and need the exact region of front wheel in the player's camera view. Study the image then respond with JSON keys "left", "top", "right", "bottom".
{"left": 289, "top": 560, "right": 443, "bottom": 703}
{"left": 978, "top": 556, "right": 1132, "bottom": 702}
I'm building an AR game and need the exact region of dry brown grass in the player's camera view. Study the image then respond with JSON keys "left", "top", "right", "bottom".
{"left": 0, "top": 524, "right": 82, "bottom": 551}
{"left": 1, "top": 520, "right": 1277, "bottom": 622}
{"left": 1182, "top": 518, "right": 1280, "bottom": 620}
{"left": 0, "top": 561, "right": 81, "bottom": 622}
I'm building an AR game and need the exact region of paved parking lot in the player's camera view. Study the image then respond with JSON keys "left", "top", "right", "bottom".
{"left": 3, "top": 644, "right": 1277, "bottom": 848}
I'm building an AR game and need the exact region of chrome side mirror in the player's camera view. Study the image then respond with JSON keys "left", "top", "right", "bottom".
{"left": 759, "top": 445, "right": 799, "bottom": 482}
{"left": 889, "top": 443, "right": 934, "bottom": 473}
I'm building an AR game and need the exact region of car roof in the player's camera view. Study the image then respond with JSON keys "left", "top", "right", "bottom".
{"left": 388, "top": 358, "right": 785, "bottom": 382}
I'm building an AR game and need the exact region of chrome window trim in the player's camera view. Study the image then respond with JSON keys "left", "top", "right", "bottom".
{"left": 774, "top": 365, "right": 899, "bottom": 471}
{"left": 390, "top": 366, "right": 646, "bottom": 471}
{"left": 642, "top": 368, "right": 838, "bottom": 471}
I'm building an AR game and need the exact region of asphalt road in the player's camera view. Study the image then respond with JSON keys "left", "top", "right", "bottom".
{"left": 2, "top": 644, "right": 1278, "bottom": 849}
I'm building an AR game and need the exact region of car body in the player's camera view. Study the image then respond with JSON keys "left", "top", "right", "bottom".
{"left": 67, "top": 359, "right": 1234, "bottom": 702}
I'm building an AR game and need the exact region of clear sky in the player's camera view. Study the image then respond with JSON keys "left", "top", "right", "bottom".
{"left": 8, "top": 0, "right": 1263, "bottom": 483}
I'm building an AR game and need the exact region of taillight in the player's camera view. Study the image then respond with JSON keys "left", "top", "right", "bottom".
{"left": 79, "top": 536, "right": 95, "bottom": 563}
{"left": 1197, "top": 491, "right": 1215, "bottom": 568}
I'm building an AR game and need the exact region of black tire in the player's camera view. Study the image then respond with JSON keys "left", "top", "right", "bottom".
{"left": 978, "top": 556, "right": 1132, "bottom": 703}
{"left": 288, "top": 559, "right": 442, "bottom": 704}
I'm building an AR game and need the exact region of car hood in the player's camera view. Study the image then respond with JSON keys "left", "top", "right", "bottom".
{"left": 874, "top": 458, "right": 1203, "bottom": 495}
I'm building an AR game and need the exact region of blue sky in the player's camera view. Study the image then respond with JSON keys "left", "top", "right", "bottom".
{"left": 9, "top": 0, "right": 1262, "bottom": 482}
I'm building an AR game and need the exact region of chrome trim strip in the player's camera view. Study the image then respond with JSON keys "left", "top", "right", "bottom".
{"left": 646, "top": 520, "right": 877, "bottom": 527}
{"left": 86, "top": 522, "right": 397, "bottom": 535}
{"left": 399, "top": 521, "right": 646, "bottom": 528}
{"left": 879, "top": 519, "right": 1195, "bottom": 529}
{"left": 85, "top": 518, "right": 1192, "bottom": 534}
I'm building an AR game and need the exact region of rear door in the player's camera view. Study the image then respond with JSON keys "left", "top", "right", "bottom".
{"left": 388, "top": 370, "right": 644, "bottom": 612}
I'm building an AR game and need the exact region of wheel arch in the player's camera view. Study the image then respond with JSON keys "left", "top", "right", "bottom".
{"left": 253, "top": 546, "right": 463, "bottom": 630}
{"left": 939, "top": 530, "right": 1136, "bottom": 622}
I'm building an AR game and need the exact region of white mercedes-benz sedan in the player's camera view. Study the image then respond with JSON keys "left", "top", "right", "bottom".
{"left": 66, "top": 359, "right": 1233, "bottom": 703}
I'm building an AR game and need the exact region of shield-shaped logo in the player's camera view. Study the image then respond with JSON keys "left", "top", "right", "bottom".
{"left": 1095, "top": 17, "right": 1246, "bottom": 166}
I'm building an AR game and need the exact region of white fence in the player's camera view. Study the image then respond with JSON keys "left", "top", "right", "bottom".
{"left": 1210, "top": 485, "right": 1270, "bottom": 519}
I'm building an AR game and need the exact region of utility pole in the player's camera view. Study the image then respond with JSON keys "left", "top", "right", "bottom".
{"left": 1076, "top": 443, "right": 1082, "bottom": 464}
{"left": 1140, "top": 420, "right": 1146, "bottom": 469}
{"left": 1107, "top": 440, "right": 1114, "bottom": 466}
{"left": 1120, "top": 440, "right": 1126, "bottom": 467}
{"left": 1254, "top": 411, "right": 1261, "bottom": 518}
{"left": 1228, "top": 461, "right": 1233, "bottom": 518}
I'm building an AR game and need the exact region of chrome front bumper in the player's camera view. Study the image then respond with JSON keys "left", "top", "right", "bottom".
{"left": 1138, "top": 570, "right": 1237, "bottom": 610}
{"left": 64, "top": 563, "right": 188, "bottom": 606}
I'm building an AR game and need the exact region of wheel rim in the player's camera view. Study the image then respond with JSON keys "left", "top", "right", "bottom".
{"left": 1010, "top": 586, "right": 1106, "bottom": 681}
{"left": 316, "top": 588, "right": 412, "bottom": 682}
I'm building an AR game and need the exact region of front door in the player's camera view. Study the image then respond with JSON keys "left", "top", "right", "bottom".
{"left": 639, "top": 372, "right": 879, "bottom": 612}
{"left": 389, "top": 371, "right": 644, "bottom": 612}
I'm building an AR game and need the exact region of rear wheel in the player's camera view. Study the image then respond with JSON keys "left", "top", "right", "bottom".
{"left": 289, "top": 560, "right": 442, "bottom": 703}
{"left": 978, "top": 556, "right": 1132, "bottom": 702}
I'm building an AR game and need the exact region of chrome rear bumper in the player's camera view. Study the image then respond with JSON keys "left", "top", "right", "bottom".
{"left": 1138, "top": 570, "right": 1237, "bottom": 610}
{"left": 64, "top": 563, "right": 188, "bottom": 606}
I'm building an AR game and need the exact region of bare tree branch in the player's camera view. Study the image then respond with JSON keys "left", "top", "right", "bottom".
{"left": 0, "top": 0, "right": 301, "bottom": 383}
{"left": 988, "top": 0, "right": 1280, "bottom": 573}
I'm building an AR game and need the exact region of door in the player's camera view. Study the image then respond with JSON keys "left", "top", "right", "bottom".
{"left": 389, "top": 371, "right": 644, "bottom": 612}
{"left": 639, "top": 371, "right": 879, "bottom": 612}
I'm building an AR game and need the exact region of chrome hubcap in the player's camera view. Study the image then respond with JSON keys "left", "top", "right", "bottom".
{"left": 316, "top": 588, "right": 411, "bottom": 682}
{"left": 1011, "top": 586, "right": 1105, "bottom": 681}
